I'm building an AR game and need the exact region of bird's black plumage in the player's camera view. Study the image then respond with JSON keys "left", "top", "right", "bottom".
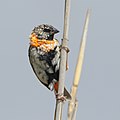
{"left": 29, "top": 44, "right": 60, "bottom": 90}
{"left": 29, "top": 24, "right": 60, "bottom": 90}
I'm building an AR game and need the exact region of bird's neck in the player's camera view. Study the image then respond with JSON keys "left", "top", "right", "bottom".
{"left": 29, "top": 34, "right": 58, "bottom": 52}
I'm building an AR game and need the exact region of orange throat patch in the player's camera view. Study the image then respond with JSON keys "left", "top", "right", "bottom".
{"left": 29, "top": 33, "right": 58, "bottom": 52}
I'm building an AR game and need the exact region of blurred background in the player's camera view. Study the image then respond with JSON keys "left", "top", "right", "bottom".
{"left": 0, "top": 0, "right": 120, "bottom": 120}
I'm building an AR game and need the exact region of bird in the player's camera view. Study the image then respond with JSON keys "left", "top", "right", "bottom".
{"left": 28, "top": 24, "right": 71, "bottom": 100}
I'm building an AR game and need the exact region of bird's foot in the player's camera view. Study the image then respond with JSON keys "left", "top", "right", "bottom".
{"left": 55, "top": 93, "right": 67, "bottom": 102}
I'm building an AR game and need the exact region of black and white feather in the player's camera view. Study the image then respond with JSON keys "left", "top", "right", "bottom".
{"left": 29, "top": 40, "right": 60, "bottom": 90}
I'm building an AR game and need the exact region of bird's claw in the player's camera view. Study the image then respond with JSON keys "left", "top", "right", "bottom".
{"left": 56, "top": 93, "right": 67, "bottom": 102}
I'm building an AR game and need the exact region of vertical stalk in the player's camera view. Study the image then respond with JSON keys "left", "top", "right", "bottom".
{"left": 54, "top": 0, "right": 71, "bottom": 120}
{"left": 67, "top": 9, "right": 91, "bottom": 120}
{"left": 71, "top": 100, "right": 78, "bottom": 120}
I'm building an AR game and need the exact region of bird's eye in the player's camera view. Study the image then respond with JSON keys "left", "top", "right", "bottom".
{"left": 44, "top": 29, "right": 50, "bottom": 32}
{"left": 37, "top": 34, "right": 41, "bottom": 36}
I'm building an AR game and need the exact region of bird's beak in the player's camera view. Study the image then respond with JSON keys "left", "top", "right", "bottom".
{"left": 54, "top": 28, "right": 59, "bottom": 34}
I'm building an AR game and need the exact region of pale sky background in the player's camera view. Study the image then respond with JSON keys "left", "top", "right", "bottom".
{"left": 0, "top": 0, "right": 120, "bottom": 120}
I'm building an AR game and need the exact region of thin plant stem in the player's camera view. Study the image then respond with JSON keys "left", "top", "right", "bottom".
{"left": 67, "top": 9, "right": 91, "bottom": 120}
{"left": 54, "top": 0, "right": 71, "bottom": 120}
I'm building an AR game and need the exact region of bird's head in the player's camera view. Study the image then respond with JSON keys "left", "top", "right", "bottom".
{"left": 30, "top": 24, "right": 59, "bottom": 40}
